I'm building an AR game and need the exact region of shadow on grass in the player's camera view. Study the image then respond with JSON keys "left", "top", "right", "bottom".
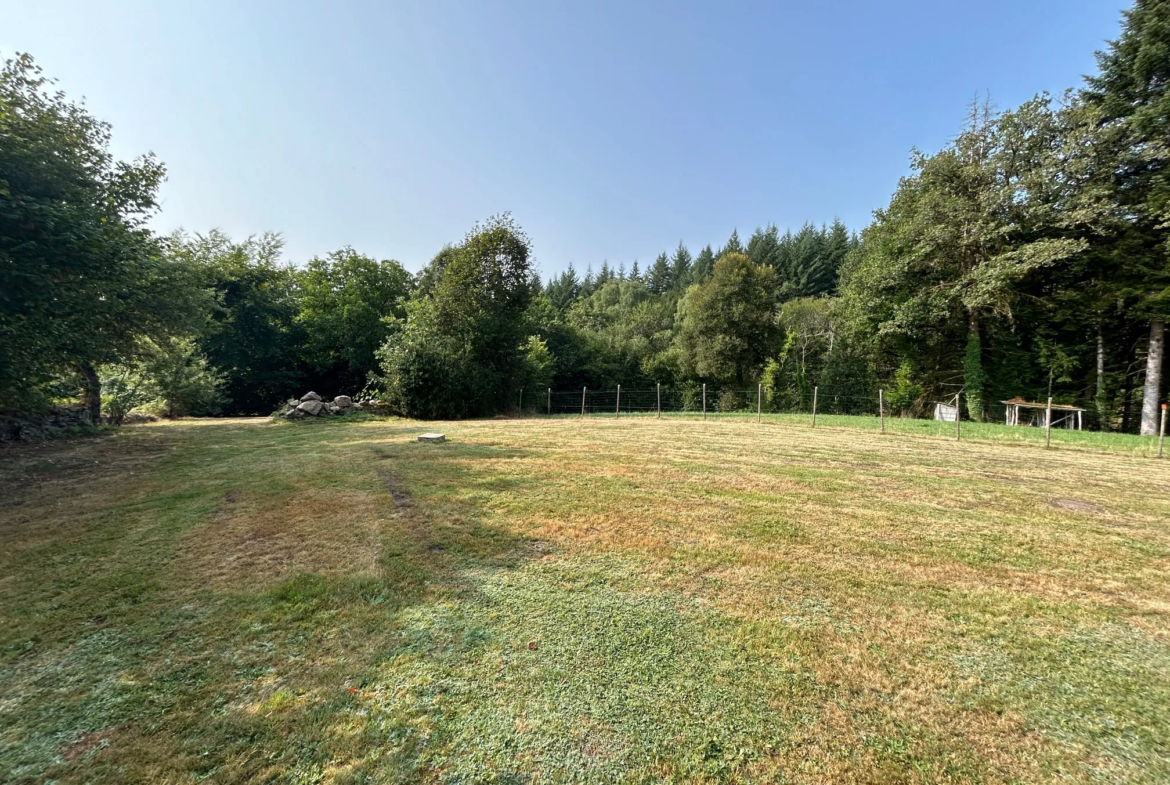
{"left": 0, "top": 421, "right": 556, "bottom": 784}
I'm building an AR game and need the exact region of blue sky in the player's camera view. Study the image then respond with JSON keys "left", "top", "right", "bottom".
{"left": 1, "top": 0, "right": 1131, "bottom": 278}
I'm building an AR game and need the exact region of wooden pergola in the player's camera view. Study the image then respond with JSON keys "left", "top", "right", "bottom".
{"left": 1002, "top": 398, "right": 1084, "bottom": 430}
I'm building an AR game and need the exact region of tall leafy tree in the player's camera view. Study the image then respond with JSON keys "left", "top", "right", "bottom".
{"left": 0, "top": 54, "right": 203, "bottom": 419}
{"left": 841, "top": 97, "right": 1087, "bottom": 419}
{"left": 173, "top": 230, "right": 304, "bottom": 415}
{"left": 673, "top": 253, "right": 780, "bottom": 386}
{"left": 376, "top": 214, "right": 536, "bottom": 418}
{"left": 295, "top": 247, "right": 413, "bottom": 396}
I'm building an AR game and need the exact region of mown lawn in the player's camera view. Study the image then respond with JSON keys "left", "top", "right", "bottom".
{"left": 1, "top": 414, "right": 1168, "bottom": 783}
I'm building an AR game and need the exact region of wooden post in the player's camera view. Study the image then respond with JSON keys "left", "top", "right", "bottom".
{"left": 812, "top": 386, "right": 818, "bottom": 428}
{"left": 657, "top": 383, "right": 661, "bottom": 419}
{"left": 616, "top": 384, "right": 621, "bottom": 418}
{"left": 581, "top": 386, "right": 586, "bottom": 418}
{"left": 519, "top": 388, "right": 523, "bottom": 416}
{"left": 1045, "top": 396, "right": 1053, "bottom": 448}
{"left": 757, "top": 383, "right": 762, "bottom": 423}
{"left": 955, "top": 392, "right": 961, "bottom": 441}
{"left": 1160, "top": 404, "right": 1167, "bottom": 458}
{"left": 702, "top": 383, "right": 707, "bottom": 420}
{"left": 547, "top": 387, "right": 551, "bottom": 416}
{"left": 879, "top": 389, "right": 885, "bottom": 434}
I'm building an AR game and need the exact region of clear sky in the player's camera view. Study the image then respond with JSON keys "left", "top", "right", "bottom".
{"left": 1, "top": 0, "right": 1132, "bottom": 278}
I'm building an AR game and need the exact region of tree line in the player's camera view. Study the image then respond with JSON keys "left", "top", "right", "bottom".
{"left": 3, "top": 1, "right": 1170, "bottom": 433}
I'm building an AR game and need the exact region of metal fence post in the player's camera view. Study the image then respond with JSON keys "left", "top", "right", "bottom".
{"left": 702, "top": 383, "right": 707, "bottom": 420}
{"left": 547, "top": 387, "right": 551, "bottom": 416}
{"left": 812, "top": 386, "right": 818, "bottom": 428}
{"left": 1045, "top": 396, "right": 1053, "bottom": 448}
{"left": 879, "top": 389, "right": 885, "bottom": 434}
{"left": 757, "top": 383, "right": 762, "bottom": 423}
{"left": 616, "top": 384, "right": 621, "bottom": 418}
{"left": 581, "top": 386, "right": 586, "bottom": 418}
{"left": 657, "top": 383, "right": 661, "bottom": 419}
{"left": 519, "top": 388, "right": 523, "bottom": 417}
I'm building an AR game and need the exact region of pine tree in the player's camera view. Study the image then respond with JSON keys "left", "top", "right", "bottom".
{"left": 1083, "top": 0, "right": 1170, "bottom": 434}
{"left": 629, "top": 260, "right": 641, "bottom": 283}
{"left": 691, "top": 245, "right": 716, "bottom": 282}
{"left": 647, "top": 252, "right": 672, "bottom": 294}
{"left": 580, "top": 264, "right": 596, "bottom": 297}
{"left": 545, "top": 263, "right": 580, "bottom": 311}
{"left": 596, "top": 261, "right": 614, "bottom": 288}
{"left": 747, "top": 225, "right": 781, "bottom": 271}
{"left": 719, "top": 229, "right": 744, "bottom": 257}
{"left": 670, "top": 241, "right": 692, "bottom": 290}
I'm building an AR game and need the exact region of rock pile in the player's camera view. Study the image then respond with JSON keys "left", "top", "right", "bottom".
{"left": 281, "top": 392, "right": 358, "bottom": 419}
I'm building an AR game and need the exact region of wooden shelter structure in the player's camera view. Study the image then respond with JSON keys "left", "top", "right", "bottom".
{"left": 1002, "top": 397, "right": 1084, "bottom": 430}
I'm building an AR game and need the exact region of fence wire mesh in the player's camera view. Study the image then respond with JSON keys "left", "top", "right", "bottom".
{"left": 530, "top": 386, "right": 1047, "bottom": 430}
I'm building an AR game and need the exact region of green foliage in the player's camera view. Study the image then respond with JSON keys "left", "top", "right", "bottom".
{"left": 99, "top": 338, "right": 222, "bottom": 422}
{"left": 543, "top": 263, "right": 580, "bottom": 311}
{"left": 885, "top": 358, "right": 925, "bottom": 415}
{"left": 295, "top": 247, "right": 413, "bottom": 395}
{"left": 647, "top": 252, "right": 672, "bottom": 295}
{"left": 0, "top": 54, "right": 204, "bottom": 416}
{"left": 1035, "top": 337, "right": 1079, "bottom": 398}
{"left": 748, "top": 220, "right": 854, "bottom": 300}
{"left": 673, "top": 253, "right": 780, "bottom": 386}
{"left": 375, "top": 214, "right": 536, "bottom": 418}
{"left": 670, "top": 241, "right": 693, "bottom": 290}
{"left": 690, "top": 245, "right": 716, "bottom": 284}
{"left": 173, "top": 230, "right": 304, "bottom": 415}
{"left": 565, "top": 278, "right": 675, "bottom": 385}
{"left": 137, "top": 337, "right": 223, "bottom": 417}
{"left": 963, "top": 325, "right": 984, "bottom": 420}
{"left": 518, "top": 336, "right": 554, "bottom": 398}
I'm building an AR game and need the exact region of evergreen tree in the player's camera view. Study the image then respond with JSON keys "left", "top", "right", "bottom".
{"left": 691, "top": 245, "right": 716, "bottom": 282}
{"left": 545, "top": 263, "right": 581, "bottom": 311}
{"left": 670, "top": 241, "right": 692, "bottom": 290}
{"left": 629, "top": 260, "right": 641, "bottom": 283}
{"left": 720, "top": 229, "right": 744, "bottom": 257}
{"left": 580, "top": 264, "right": 596, "bottom": 297}
{"left": 1084, "top": 0, "right": 1170, "bottom": 434}
{"left": 647, "top": 252, "right": 672, "bottom": 294}
{"left": 596, "top": 261, "right": 615, "bottom": 289}
{"left": 747, "top": 225, "right": 781, "bottom": 270}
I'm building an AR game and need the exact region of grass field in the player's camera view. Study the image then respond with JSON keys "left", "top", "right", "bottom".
{"left": 2, "top": 414, "right": 1169, "bottom": 783}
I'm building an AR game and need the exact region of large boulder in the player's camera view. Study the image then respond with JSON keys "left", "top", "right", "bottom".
{"left": 297, "top": 399, "right": 325, "bottom": 416}
{"left": 332, "top": 395, "right": 354, "bottom": 409}
{"left": 300, "top": 391, "right": 322, "bottom": 403}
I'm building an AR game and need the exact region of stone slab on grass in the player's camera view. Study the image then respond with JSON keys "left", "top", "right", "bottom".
{"left": 418, "top": 433, "right": 446, "bottom": 443}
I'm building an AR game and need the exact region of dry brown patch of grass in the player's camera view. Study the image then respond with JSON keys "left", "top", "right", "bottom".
{"left": 176, "top": 487, "right": 389, "bottom": 591}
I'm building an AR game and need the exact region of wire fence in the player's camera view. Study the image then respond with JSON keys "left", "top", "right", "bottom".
{"left": 514, "top": 384, "right": 1169, "bottom": 457}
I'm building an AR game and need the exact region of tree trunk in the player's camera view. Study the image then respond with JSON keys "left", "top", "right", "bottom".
{"left": 963, "top": 309, "right": 984, "bottom": 421}
{"left": 1140, "top": 320, "right": 1164, "bottom": 435}
{"left": 79, "top": 361, "right": 102, "bottom": 424}
{"left": 1095, "top": 327, "right": 1108, "bottom": 430}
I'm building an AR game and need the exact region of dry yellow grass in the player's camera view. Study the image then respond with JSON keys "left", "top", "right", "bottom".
{"left": 1, "top": 414, "right": 1168, "bottom": 783}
